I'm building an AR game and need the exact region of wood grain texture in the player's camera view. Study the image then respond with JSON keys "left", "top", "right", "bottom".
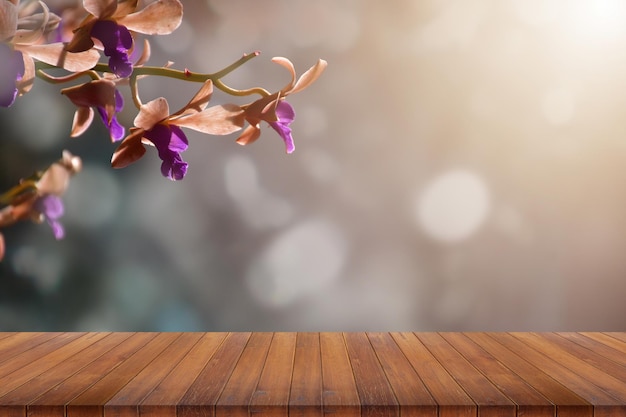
{"left": 0, "top": 332, "right": 623, "bottom": 417}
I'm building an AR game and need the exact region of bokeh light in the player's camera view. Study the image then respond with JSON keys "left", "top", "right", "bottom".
{"left": 2, "top": 0, "right": 626, "bottom": 330}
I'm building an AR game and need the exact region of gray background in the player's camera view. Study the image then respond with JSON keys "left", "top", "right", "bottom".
{"left": 1, "top": 0, "right": 625, "bottom": 330}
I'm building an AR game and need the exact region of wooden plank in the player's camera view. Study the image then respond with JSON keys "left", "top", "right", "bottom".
{"left": 440, "top": 333, "right": 555, "bottom": 417}
{"left": 319, "top": 333, "right": 360, "bottom": 417}
{"left": 540, "top": 333, "right": 626, "bottom": 382}
{"left": 0, "top": 333, "right": 59, "bottom": 366}
{"left": 66, "top": 333, "right": 181, "bottom": 417}
{"left": 575, "top": 333, "right": 626, "bottom": 367}
{"left": 604, "top": 333, "right": 626, "bottom": 345}
{"left": 104, "top": 333, "right": 204, "bottom": 417}
{"left": 0, "top": 333, "right": 81, "bottom": 379}
{"left": 391, "top": 332, "right": 475, "bottom": 417}
{"left": 367, "top": 332, "right": 436, "bottom": 417}
{"left": 249, "top": 332, "right": 296, "bottom": 417}
{"left": 510, "top": 333, "right": 626, "bottom": 402}
{"left": 0, "top": 333, "right": 101, "bottom": 400}
{"left": 0, "top": 332, "right": 125, "bottom": 417}
{"left": 177, "top": 332, "right": 251, "bottom": 417}
{"left": 416, "top": 332, "right": 516, "bottom": 417}
{"left": 139, "top": 333, "right": 227, "bottom": 417}
{"left": 28, "top": 333, "right": 154, "bottom": 417}
{"left": 464, "top": 333, "right": 591, "bottom": 417}
{"left": 343, "top": 332, "right": 398, "bottom": 417}
{"left": 490, "top": 333, "right": 622, "bottom": 417}
{"left": 216, "top": 333, "right": 273, "bottom": 417}
{"left": 289, "top": 333, "right": 322, "bottom": 417}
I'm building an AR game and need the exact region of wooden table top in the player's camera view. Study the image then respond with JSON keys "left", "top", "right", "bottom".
{"left": 0, "top": 332, "right": 624, "bottom": 417}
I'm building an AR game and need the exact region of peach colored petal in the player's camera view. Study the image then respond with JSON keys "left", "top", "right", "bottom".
{"left": 134, "top": 97, "right": 169, "bottom": 130}
{"left": 83, "top": 0, "right": 117, "bottom": 19}
{"left": 171, "top": 80, "right": 213, "bottom": 118}
{"left": 290, "top": 59, "right": 328, "bottom": 95}
{"left": 235, "top": 125, "right": 261, "bottom": 147}
{"left": 111, "top": 129, "right": 146, "bottom": 169}
{"left": 0, "top": 232, "right": 4, "bottom": 262}
{"left": 134, "top": 38, "right": 151, "bottom": 66}
{"left": 19, "top": 43, "right": 100, "bottom": 72}
{"left": 36, "top": 163, "right": 71, "bottom": 196}
{"left": 271, "top": 57, "right": 296, "bottom": 93}
{"left": 12, "top": 0, "right": 50, "bottom": 44}
{"left": 17, "top": 52, "right": 35, "bottom": 95}
{"left": 64, "top": 23, "right": 95, "bottom": 53}
{"left": 119, "top": 0, "right": 183, "bottom": 35}
{"left": 173, "top": 104, "right": 245, "bottom": 135}
{"left": 0, "top": 0, "right": 17, "bottom": 41}
{"left": 113, "top": 0, "right": 138, "bottom": 18}
{"left": 70, "top": 107, "right": 94, "bottom": 137}
{"left": 62, "top": 79, "right": 117, "bottom": 122}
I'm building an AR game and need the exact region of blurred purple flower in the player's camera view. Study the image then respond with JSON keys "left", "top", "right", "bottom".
{"left": 0, "top": 44, "right": 24, "bottom": 107}
{"left": 90, "top": 20, "right": 133, "bottom": 77}
{"left": 34, "top": 195, "right": 65, "bottom": 240}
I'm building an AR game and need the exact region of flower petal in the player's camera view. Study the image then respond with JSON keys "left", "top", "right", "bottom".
{"left": 119, "top": 0, "right": 183, "bottom": 35}
{"left": 62, "top": 79, "right": 117, "bottom": 118}
{"left": 235, "top": 124, "right": 261, "bottom": 147}
{"left": 111, "top": 128, "right": 146, "bottom": 169}
{"left": 172, "top": 80, "right": 213, "bottom": 117}
{"left": 134, "top": 97, "right": 169, "bottom": 130}
{"left": 83, "top": 0, "right": 118, "bottom": 19}
{"left": 0, "top": 232, "right": 5, "bottom": 261}
{"left": 16, "top": 52, "right": 35, "bottom": 95}
{"left": 36, "top": 163, "right": 71, "bottom": 196}
{"left": 290, "top": 59, "right": 327, "bottom": 95}
{"left": 0, "top": 45, "right": 23, "bottom": 107}
{"left": 143, "top": 124, "right": 189, "bottom": 180}
{"left": 71, "top": 106, "right": 94, "bottom": 137}
{"left": 19, "top": 43, "right": 100, "bottom": 72}
{"left": 271, "top": 57, "right": 296, "bottom": 93}
{"left": 168, "top": 125, "right": 188, "bottom": 152}
{"left": 0, "top": 0, "right": 17, "bottom": 41}
{"left": 173, "top": 104, "right": 245, "bottom": 135}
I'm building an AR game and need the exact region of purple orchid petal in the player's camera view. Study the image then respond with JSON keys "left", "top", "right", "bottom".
{"left": 269, "top": 100, "right": 296, "bottom": 153}
{"left": 91, "top": 20, "right": 134, "bottom": 78}
{"left": 96, "top": 88, "right": 125, "bottom": 141}
{"left": 34, "top": 195, "right": 66, "bottom": 240}
{"left": 0, "top": 44, "right": 24, "bottom": 107}
{"left": 144, "top": 123, "right": 189, "bottom": 181}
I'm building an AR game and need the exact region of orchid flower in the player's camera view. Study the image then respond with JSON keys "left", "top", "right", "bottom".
{"left": 0, "top": 151, "right": 82, "bottom": 251}
{"left": 111, "top": 79, "right": 245, "bottom": 180}
{"left": 0, "top": 0, "right": 100, "bottom": 106}
{"left": 66, "top": 0, "right": 182, "bottom": 77}
{"left": 236, "top": 57, "right": 327, "bottom": 153}
{"left": 62, "top": 79, "right": 125, "bottom": 142}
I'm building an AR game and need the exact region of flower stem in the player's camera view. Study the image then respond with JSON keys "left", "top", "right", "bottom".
{"left": 35, "top": 51, "right": 271, "bottom": 98}
{"left": 0, "top": 180, "right": 38, "bottom": 206}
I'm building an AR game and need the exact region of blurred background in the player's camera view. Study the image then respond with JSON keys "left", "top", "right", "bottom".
{"left": 1, "top": 0, "right": 626, "bottom": 331}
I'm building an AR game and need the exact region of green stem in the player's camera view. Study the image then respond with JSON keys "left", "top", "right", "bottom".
{"left": 0, "top": 181, "right": 38, "bottom": 206}
{"left": 35, "top": 51, "right": 271, "bottom": 99}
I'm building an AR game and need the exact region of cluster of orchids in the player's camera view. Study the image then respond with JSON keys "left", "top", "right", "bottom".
{"left": 0, "top": 0, "right": 327, "bottom": 261}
